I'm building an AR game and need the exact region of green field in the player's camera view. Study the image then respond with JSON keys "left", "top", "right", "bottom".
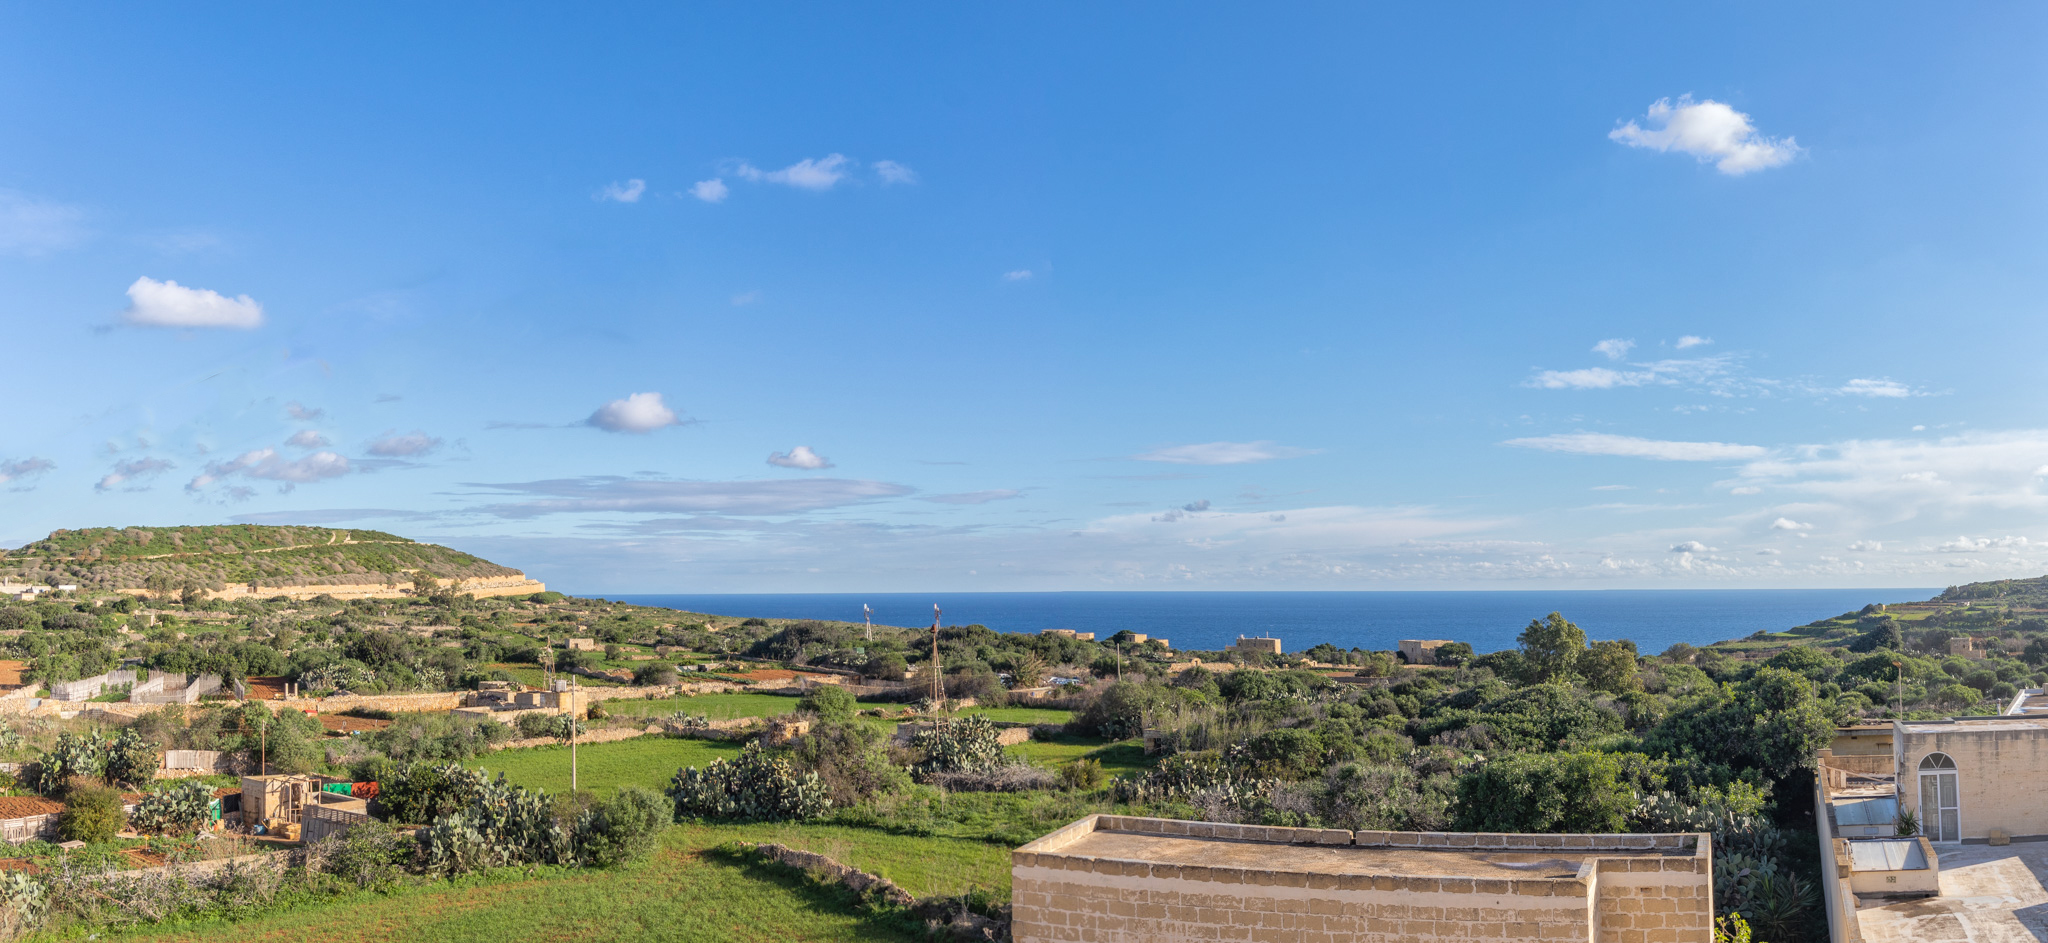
{"left": 961, "top": 705, "right": 1073, "bottom": 725}
{"left": 94, "top": 828, "right": 932, "bottom": 943}
{"left": 463, "top": 736, "right": 742, "bottom": 797}
{"left": 1006, "top": 733, "right": 1151, "bottom": 776}
{"left": 597, "top": 692, "right": 802, "bottom": 721}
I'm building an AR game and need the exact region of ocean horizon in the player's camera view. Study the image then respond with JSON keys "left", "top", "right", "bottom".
{"left": 590, "top": 588, "right": 1940, "bottom": 656}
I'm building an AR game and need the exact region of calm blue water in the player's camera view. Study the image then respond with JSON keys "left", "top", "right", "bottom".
{"left": 591, "top": 590, "right": 1938, "bottom": 655}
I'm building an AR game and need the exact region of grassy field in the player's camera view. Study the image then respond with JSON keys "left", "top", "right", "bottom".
{"left": 597, "top": 692, "right": 802, "bottom": 721}
{"left": 1007, "top": 733, "right": 1151, "bottom": 777}
{"left": 960, "top": 705, "right": 1074, "bottom": 724}
{"left": 92, "top": 828, "right": 934, "bottom": 943}
{"left": 463, "top": 736, "right": 742, "bottom": 796}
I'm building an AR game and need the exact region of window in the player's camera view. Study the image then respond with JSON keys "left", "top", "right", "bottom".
{"left": 1918, "top": 752, "right": 1960, "bottom": 841}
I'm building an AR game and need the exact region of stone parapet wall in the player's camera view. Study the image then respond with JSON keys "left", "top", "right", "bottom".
{"left": 1013, "top": 815, "right": 1711, "bottom": 943}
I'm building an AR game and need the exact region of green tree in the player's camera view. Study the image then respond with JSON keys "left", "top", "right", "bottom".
{"left": 1580, "top": 640, "right": 1640, "bottom": 694}
{"left": 1518, "top": 612, "right": 1587, "bottom": 682}
{"left": 798, "top": 684, "right": 857, "bottom": 721}
{"left": 58, "top": 781, "right": 126, "bottom": 844}
{"left": 1452, "top": 751, "right": 1643, "bottom": 833}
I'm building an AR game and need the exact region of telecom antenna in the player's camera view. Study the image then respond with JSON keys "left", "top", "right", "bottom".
{"left": 863, "top": 603, "right": 873, "bottom": 642}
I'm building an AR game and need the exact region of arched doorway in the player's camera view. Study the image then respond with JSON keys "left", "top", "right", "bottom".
{"left": 1918, "top": 753, "right": 1960, "bottom": 842}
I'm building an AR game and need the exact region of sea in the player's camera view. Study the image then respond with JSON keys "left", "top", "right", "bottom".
{"left": 591, "top": 589, "right": 1939, "bottom": 656}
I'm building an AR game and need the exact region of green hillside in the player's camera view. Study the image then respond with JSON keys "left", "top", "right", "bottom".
{"left": 0, "top": 524, "right": 522, "bottom": 592}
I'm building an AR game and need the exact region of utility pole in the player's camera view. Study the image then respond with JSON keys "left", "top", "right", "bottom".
{"left": 930, "top": 604, "right": 944, "bottom": 705}
{"left": 260, "top": 710, "right": 268, "bottom": 776}
{"left": 863, "top": 604, "right": 873, "bottom": 643}
{"left": 570, "top": 674, "right": 579, "bottom": 793}
{"left": 1116, "top": 643, "right": 1123, "bottom": 682}
{"left": 1894, "top": 660, "right": 1904, "bottom": 717}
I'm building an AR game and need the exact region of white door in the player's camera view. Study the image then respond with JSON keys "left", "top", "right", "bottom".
{"left": 1919, "top": 769, "right": 1959, "bottom": 841}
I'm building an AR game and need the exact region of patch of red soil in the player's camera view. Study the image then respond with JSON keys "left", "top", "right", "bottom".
{"left": 0, "top": 660, "right": 26, "bottom": 688}
{"left": 318, "top": 713, "right": 393, "bottom": 734}
{"left": 245, "top": 676, "right": 290, "bottom": 700}
{"left": 728, "top": 669, "right": 839, "bottom": 683}
{"left": 121, "top": 847, "right": 169, "bottom": 868}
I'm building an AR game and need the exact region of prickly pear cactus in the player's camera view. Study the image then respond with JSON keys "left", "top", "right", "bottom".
{"left": 666, "top": 742, "right": 830, "bottom": 822}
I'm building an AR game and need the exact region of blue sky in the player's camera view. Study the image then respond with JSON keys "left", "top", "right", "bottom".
{"left": 5, "top": 4, "right": 2048, "bottom": 592}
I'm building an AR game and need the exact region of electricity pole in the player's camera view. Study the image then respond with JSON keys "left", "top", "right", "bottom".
{"left": 863, "top": 604, "right": 873, "bottom": 643}
{"left": 570, "top": 674, "right": 579, "bottom": 793}
{"left": 930, "top": 604, "right": 943, "bottom": 705}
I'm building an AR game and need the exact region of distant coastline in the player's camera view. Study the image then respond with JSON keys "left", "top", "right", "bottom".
{"left": 595, "top": 588, "right": 1941, "bottom": 655}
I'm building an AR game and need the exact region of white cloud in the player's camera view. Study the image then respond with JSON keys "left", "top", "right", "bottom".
{"left": 1134, "top": 441, "right": 1318, "bottom": 465}
{"left": 0, "top": 190, "right": 86, "bottom": 255}
{"left": 1669, "top": 541, "right": 1713, "bottom": 553}
{"left": 473, "top": 476, "right": 911, "bottom": 517}
{"left": 285, "top": 402, "right": 324, "bottom": 421}
{"left": 1770, "top": 517, "right": 1812, "bottom": 531}
{"left": 366, "top": 431, "right": 442, "bottom": 457}
{"left": 1591, "top": 484, "right": 1632, "bottom": 491}
{"left": 767, "top": 446, "right": 833, "bottom": 470}
{"left": 1936, "top": 535, "right": 2030, "bottom": 553}
{"left": 920, "top": 490, "right": 1022, "bottom": 505}
{"left": 596, "top": 179, "right": 646, "bottom": 203}
{"left": 587, "top": 393, "right": 682, "bottom": 434}
{"left": 1504, "top": 432, "right": 1767, "bottom": 462}
{"left": 1526, "top": 356, "right": 1733, "bottom": 390}
{"left": 1003, "top": 270, "right": 1033, "bottom": 281}
{"left": 874, "top": 160, "right": 918, "bottom": 185}
{"left": 1592, "top": 338, "right": 1635, "bottom": 360}
{"left": 1756, "top": 548, "right": 1782, "bottom": 555}
{"left": 286, "top": 430, "right": 330, "bottom": 449}
{"left": 1727, "top": 430, "right": 2048, "bottom": 523}
{"left": 690, "top": 179, "right": 729, "bottom": 203}
{"left": 1849, "top": 540, "right": 1882, "bottom": 552}
{"left": 734, "top": 154, "right": 850, "bottom": 191}
{"left": 1730, "top": 486, "right": 1762, "bottom": 495}
{"left": 1675, "top": 335, "right": 1712, "bottom": 349}
{"left": 122, "top": 276, "right": 264, "bottom": 329}
{"left": 1183, "top": 499, "right": 1212, "bottom": 512}
{"left": 730, "top": 290, "right": 761, "bottom": 306}
{"left": 189, "top": 448, "right": 349, "bottom": 491}
{"left": 1609, "top": 95, "right": 1802, "bottom": 175}
{"left": 0, "top": 457, "right": 55, "bottom": 485}
{"left": 1839, "top": 378, "right": 1912, "bottom": 398}
{"left": 96, "top": 457, "right": 174, "bottom": 492}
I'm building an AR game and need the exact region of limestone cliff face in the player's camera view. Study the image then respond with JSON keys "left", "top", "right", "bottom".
{"left": 121, "top": 574, "right": 546, "bottom": 601}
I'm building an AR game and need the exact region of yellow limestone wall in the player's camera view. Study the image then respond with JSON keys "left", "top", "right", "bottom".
{"left": 1896, "top": 721, "right": 2048, "bottom": 842}
{"left": 1011, "top": 816, "right": 1712, "bottom": 943}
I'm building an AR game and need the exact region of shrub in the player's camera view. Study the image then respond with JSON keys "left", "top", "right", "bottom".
{"left": 910, "top": 715, "right": 1005, "bottom": 775}
{"left": 667, "top": 742, "right": 830, "bottom": 822}
{"left": 376, "top": 762, "right": 490, "bottom": 825}
{"left": 416, "top": 776, "right": 569, "bottom": 875}
{"left": 585, "top": 703, "right": 608, "bottom": 721}
{"left": 515, "top": 712, "right": 584, "bottom": 741}
{"left": 572, "top": 786, "right": 671, "bottom": 866}
{"left": 104, "top": 727, "right": 159, "bottom": 787}
{"left": 922, "top": 766, "right": 1057, "bottom": 792}
{"left": 633, "top": 663, "right": 679, "bottom": 686}
{"left": 798, "top": 684, "right": 857, "bottom": 721}
{"left": 375, "top": 712, "right": 512, "bottom": 762}
{"left": 1452, "top": 751, "right": 1643, "bottom": 833}
{"left": 1060, "top": 758, "right": 1106, "bottom": 791}
{"left": 130, "top": 780, "right": 214, "bottom": 835}
{"left": 58, "top": 781, "right": 125, "bottom": 844}
{"left": 315, "top": 819, "right": 411, "bottom": 889}
{"left": 784, "top": 719, "right": 906, "bottom": 806}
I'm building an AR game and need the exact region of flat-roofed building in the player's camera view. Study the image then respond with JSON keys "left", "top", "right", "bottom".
{"left": 1234, "top": 635, "right": 1281, "bottom": 655}
{"left": 1012, "top": 814, "right": 1713, "bottom": 943}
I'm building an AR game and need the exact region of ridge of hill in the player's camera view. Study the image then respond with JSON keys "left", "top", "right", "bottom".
{"left": 0, "top": 524, "right": 532, "bottom": 598}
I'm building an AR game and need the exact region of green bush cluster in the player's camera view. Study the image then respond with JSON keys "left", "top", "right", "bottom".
{"left": 667, "top": 742, "right": 830, "bottom": 822}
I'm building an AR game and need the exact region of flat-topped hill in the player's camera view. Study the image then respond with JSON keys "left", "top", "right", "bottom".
{"left": 0, "top": 524, "right": 533, "bottom": 598}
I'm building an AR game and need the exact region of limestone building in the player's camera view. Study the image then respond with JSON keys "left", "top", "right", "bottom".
{"left": 1012, "top": 814, "right": 1713, "bottom": 943}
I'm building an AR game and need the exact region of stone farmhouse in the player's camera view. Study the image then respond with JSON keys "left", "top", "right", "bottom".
{"left": 1012, "top": 814, "right": 1713, "bottom": 943}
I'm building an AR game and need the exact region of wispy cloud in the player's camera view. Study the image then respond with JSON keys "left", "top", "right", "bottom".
{"left": 734, "top": 154, "right": 850, "bottom": 191}
{"left": 690, "top": 179, "right": 728, "bottom": 203}
{"left": 1670, "top": 541, "right": 1714, "bottom": 553}
{"left": 0, "top": 190, "right": 86, "bottom": 255}
{"left": 286, "top": 430, "right": 329, "bottom": 449}
{"left": 97, "top": 457, "right": 175, "bottom": 492}
{"left": 1526, "top": 355, "right": 1734, "bottom": 390}
{"left": 730, "top": 290, "right": 761, "bottom": 306}
{"left": 596, "top": 179, "right": 646, "bottom": 203}
{"left": 1675, "top": 335, "right": 1712, "bottom": 349}
{"left": 920, "top": 490, "right": 1022, "bottom": 505}
{"left": 1592, "top": 338, "right": 1635, "bottom": 360}
{"left": 874, "top": 160, "right": 918, "bottom": 185}
{"left": 366, "top": 431, "right": 443, "bottom": 457}
{"left": 1002, "top": 270, "right": 1033, "bottom": 282}
{"left": 470, "top": 476, "right": 913, "bottom": 518}
{"left": 1134, "top": 441, "right": 1318, "bottom": 465}
{"left": 1838, "top": 378, "right": 1913, "bottom": 398}
{"left": 1770, "top": 517, "right": 1812, "bottom": 531}
{"left": 1609, "top": 95, "right": 1802, "bottom": 175}
{"left": 767, "top": 446, "right": 832, "bottom": 470}
{"left": 188, "top": 448, "right": 348, "bottom": 491}
{"left": 122, "top": 276, "right": 264, "bottom": 329}
{"left": 0, "top": 457, "right": 55, "bottom": 488}
{"left": 587, "top": 392, "right": 682, "bottom": 434}
{"left": 1504, "top": 432, "right": 1767, "bottom": 462}
{"left": 285, "top": 402, "right": 324, "bottom": 421}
